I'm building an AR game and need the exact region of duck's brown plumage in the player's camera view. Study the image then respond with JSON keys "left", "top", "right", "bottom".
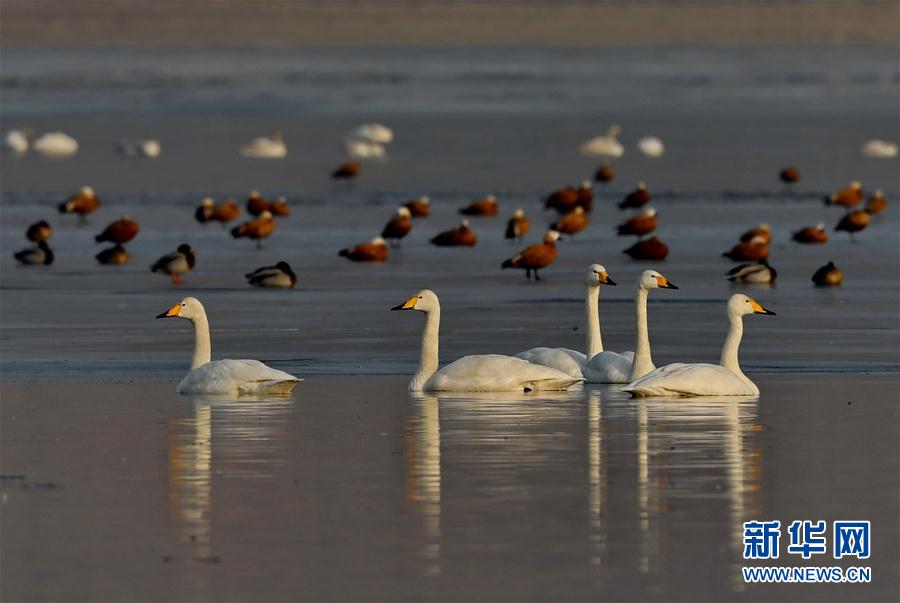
{"left": 723, "top": 238, "right": 769, "bottom": 261}
{"left": 95, "top": 217, "right": 139, "bottom": 244}
{"left": 339, "top": 238, "right": 388, "bottom": 262}
{"left": 26, "top": 220, "right": 52, "bottom": 243}
{"left": 825, "top": 181, "right": 863, "bottom": 207}
{"left": 812, "top": 261, "right": 843, "bottom": 287}
{"left": 866, "top": 191, "right": 887, "bottom": 214}
{"left": 332, "top": 161, "right": 360, "bottom": 179}
{"left": 381, "top": 209, "right": 412, "bottom": 243}
{"left": 459, "top": 195, "right": 498, "bottom": 216}
{"left": 544, "top": 186, "right": 579, "bottom": 213}
{"left": 617, "top": 210, "right": 657, "bottom": 237}
{"left": 624, "top": 236, "right": 669, "bottom": 261}
{"left": 779, "top": 166, "right": 800, "bottom": 184}
{"left": 740, "top": 223, "right": 772, "bottom": 244}
{"left": 594, "top": 163, "right": 615, "bottom": 183}
{"left": 246, "top": 191, "right": 270, "bottom": 216}
{"left": 96, "top": 244, "right": 129, "bottom": 265}
{"left": 505, "top": 211, "right": 530, "bottom": 240}
{"left": 431, "top": 221, "right": 477, "bottom": 247}
{"left": 58, "top": 186, "right": 100, "bottom": 216}
{"left": 576, "top": 182, "right": 593, "bottom": 212}
{"left": 618, "top": 182, "right": 650, "bottom": 209}
{"left": 269, "top": 197, "right": 290, "bottom": 217}
{"left": 792, "top": 224, "right": 828, "bottom": 244}
{"left": 231, "top": 211, "right": 276, "bottom": 247}
{"left": 834, "top": 209, "right": 871, "bottom": 236}
{"left": 211, "top": 199, "right": 241, "bottom": 224}
{"left": 551, "top": 207, "right": 588, "bottom": 235}
{"left": 502, "top": 231, "right": 559, "bottom": 279}
{"left": 405, "top": 196, "right": 431, "bottom": 217}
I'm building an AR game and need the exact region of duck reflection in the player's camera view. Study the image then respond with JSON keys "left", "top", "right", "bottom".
{"left": 166, "top": 394, "right": 294, "bottom": 565}
{"left": 632, "top": 395, "right": 761, "bottom": 586}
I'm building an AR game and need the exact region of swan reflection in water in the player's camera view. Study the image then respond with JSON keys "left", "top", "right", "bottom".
{"left": 166, "top": 394, "right": 294, "bottom": 569}
{"left": 629, "top": 393, "right": 762, "bottom": 591}
{"left": 405, "top": 395, "right": 443, "bottom": 577}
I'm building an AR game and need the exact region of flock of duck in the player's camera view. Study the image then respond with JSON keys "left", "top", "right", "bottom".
{"left": 7, "top": 122, "right": 893, "bottom": 400}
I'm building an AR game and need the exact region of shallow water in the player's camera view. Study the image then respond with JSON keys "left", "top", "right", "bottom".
{"left": 1, "top": 44, "right": 899, "bottom": 601}
{"left": 1, "top": 377, "right": 897, "bottom": 601}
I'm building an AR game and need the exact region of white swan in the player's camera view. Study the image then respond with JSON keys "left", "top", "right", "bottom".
{"left": 32, "top": 132, "right": 78, "bottom": 157}
{"left": 516, "top": 264, "right": 618, "bottom": 378}
{"left": 582, "top": 270, "right": 678, "bottom": 383}
{"left": 350, "top": 123, "right": 393, "bottom": 144}
{"left": 118, "top": 138, "right": 161, "bottom": 158}
{"left": 860, "top": 139, "right": 897, "bottom": 158}
{"left": 156, "top": 297, "right": 301, "bottom": 395}
{"left": 241, "top": 132, "right": 287, "bottom": 159}
{"left": 4, "top": 129, "right": 29, "bottom": 154}
{"left": 345, "top": 138, "right": 387, "bottom": 159}
{"left": 392, "top": 290, "right": 583, "bottom": 393}
{"left": 637, "top": 136, "right": 665, "bottom": 158}
{"left": 580, "top": 125, "right": 624, "bottom": 158}
{"left": 624, "top": 294, "right": 775, "bottom": 397}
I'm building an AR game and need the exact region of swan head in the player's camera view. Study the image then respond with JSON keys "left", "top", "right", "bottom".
{"left": 607, "top": 124, "right": 621, "bottom": 137}
{"left": 640, "top": 270, "right": 678, "bottom": 290}
{"left": 729, "top": 293, "right": 776, "bottom": 317}
{"left": 157, "top": 296, "right": 205, "bottom": 321}
{"left": 392, "top": 289, "right": 439, "bottom": 313}
{"left": 396, "top": 207, "right": 411, "bottom": 218}
{"left": 586, "top": 264, "right": 616, "bottom": 287}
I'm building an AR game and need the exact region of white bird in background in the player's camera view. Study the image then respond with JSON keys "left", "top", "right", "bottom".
{"left": 350, "top": 123, "right": 394, "bottom": 144}
{"left": 579, "top": 125, "right": 624, "bottom": 158}
{"left": 345, "top": 138, "right": 387, "bottom": 159}
{"left": 156, "top": 296, "right": 301, "bottom": 395}
{"left": 241, "top": 132, "right": 287, "bottom": 159}
{"left": 624, "top": 294, "right": 775, "bottom": 397}
{"left": 637, "top": 136, "right": 665, "bottom": 158}
{"left": 860, "top": 139, "right": 898, "bottom": 159}
{"left": 32, "top": 132, "right": 79, "bottom": 157}
{"left": 4, "top": 129, "right": 30, "bottom": 154}
{"left": 118, "top": 138, "right": 161, "bottom": 158}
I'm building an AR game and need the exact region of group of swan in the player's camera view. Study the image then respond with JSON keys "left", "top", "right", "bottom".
{"left": 345, "top": 123, "right": 393, "bottom": 159}
{"left": 4, "top": 130, "right": 79, "bottom": 157}
{"left": 156, "top": 269, "right": 773, "bottom": 398}
{"left": 579, "top": 126, "right": 665, "bottom": 159}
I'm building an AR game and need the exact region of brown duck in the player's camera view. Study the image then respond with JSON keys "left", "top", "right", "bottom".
{"left": 624, "top": 235, "right": 669, "bottom": 261}
{"left": 502, "top": 230, "right": 560, "bottom": 280}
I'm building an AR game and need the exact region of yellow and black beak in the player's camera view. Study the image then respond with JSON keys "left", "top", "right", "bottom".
{"left": 750, "top": 299, "right": 776, "bottom": 315}
{"left": 599, "top": 272, "right": 617, "bottom": 286}
{"left": 656, "top": 275, "right": 678, "bottom": 289}
{"left": 156, "top": 304, "right": 181, "bottom": 319}
{"left": 391, "top": 295, "right": 418, "bottom": 311}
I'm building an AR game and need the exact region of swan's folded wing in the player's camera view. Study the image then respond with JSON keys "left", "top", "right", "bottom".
{"left": 428, "top": 354, "right": 583, "bottom": 392}
{"left": 624, "top": 363, "right": 754, "bottom": 397}
{"left": 516, "top": 347, "right": 586, "bottom": 378}
{"left": 582, "top": 350, "right": 633, "bottom": 384}
{"left": 178, "top": 359, "right": 301, "bottom": 395}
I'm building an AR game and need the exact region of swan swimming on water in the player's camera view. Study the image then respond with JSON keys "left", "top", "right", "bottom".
{"left": 637, "top": 136, "right": 665, "bottom": 158}
{"left": 241, "top": 132, "right": 287, "bottom": 159}
{"left": 624, "top": 294, "right": 774, "bottom": 397}
{"left": 580, "top": 125, "right": 624, "bottom": 158}
{"left": 582, "top": 270, "right": 678, "bottom": 383}
{"left": 516, "top": 264, "right": 618, "bottom": 378}
{"left": 156, "top": 297, "right": 301, "bottom": 395}
{"left": 392, "top": 290, "right": 583, "bottom": 393}
{"left": 33, "top": 132, "right": 78, "bottom": 157}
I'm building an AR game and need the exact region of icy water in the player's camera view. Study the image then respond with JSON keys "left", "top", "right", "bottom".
{"left": 1, "top": 45, "right": 899, "bottom": 601}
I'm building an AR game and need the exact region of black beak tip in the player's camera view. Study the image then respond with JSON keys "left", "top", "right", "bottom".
{"left": 666, "top": 282, "right": 679, "bottom": 289}
{"left": 606, "top": 278, "right": 618, "bottom": 286}
{"left": 390, "top": 304, "right": 404, "bottom": 311}
{"left": 763, "top": 309, "right": 776, "bottom": 316}
{"left": 155, "top": 312, "right": 168, "bottom": 319}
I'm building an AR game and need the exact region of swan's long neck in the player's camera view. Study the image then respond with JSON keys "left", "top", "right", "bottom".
{"left": 585, "top": 284, "right": 603, "bottom": 359}
{"left": 628, "top": 287, "right": 654, "bottom": 381}
{"left": 719, "top": 313, "right": 746, "bottom": 377}
{"left": 190, "top": 312, "right": 212, "bottom": 370}
{"left": 411, "top": 306, "right": 440, "bottom": 391}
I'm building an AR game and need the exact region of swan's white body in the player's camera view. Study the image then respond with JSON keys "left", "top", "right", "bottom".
{"left": 582, "top": 270, "right": 677, "bottom": 383}
{"left": 351, "top": 123, "right": 393, "bottom": 144}
{"left": 4, "top": 130, "right": 29, "bottom": 153}
{"left": 580, "top": 125, "right": 624, "bottom": 158}
{"left": 516, "top": 264, "right": 616, "bottom": 378}
{"left": 860, "top": 139, "right": 897, "bottom": 159}
{"left": 637, "top": 136, "right": 665, "bottom": 158}
{"left": 33, "top": 132, "right": 78, "bottom": 157}
{"left": 345, "top": 138, "right": 387, "bottom": 159}
{"left": 118, "top": 138, "right": 161, "bottom": 158}
{"left": 394, "top": 290, "right": 582, "bottom": 393}
{"left": 158, "top": 297, "right": 300, "bottom": 395}
{"left": 625, "top": 294, "right": 774, "bottom": 397}
{"left": 241, "top": 134, "right": 287, "bottom": 159}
